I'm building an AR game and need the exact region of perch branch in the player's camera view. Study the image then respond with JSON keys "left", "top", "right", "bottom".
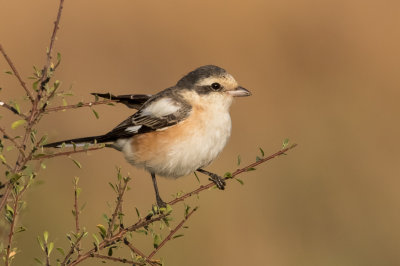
{"left": 148, "top": 207, "right": 198, "bottom": 260}
{"left": 168, "top": 143, "right": 298, "bottom": 206}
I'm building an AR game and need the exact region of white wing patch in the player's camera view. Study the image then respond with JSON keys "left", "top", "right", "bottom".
{"left": 140, "top": 98, "right": 180, "bottom": 118}
{"left": 125, "top": 125, "right": 142, "bottom": 133}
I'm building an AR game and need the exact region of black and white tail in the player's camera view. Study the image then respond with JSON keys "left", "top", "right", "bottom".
{"left": 44, "top": 134, "right": 115, "bottom": 148}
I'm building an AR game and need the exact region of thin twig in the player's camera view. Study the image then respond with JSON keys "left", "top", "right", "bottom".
{"left": 32, "top": 146, "right": 105, "bottom": 160}
{"left": 91, "top": 254, "right": 143, "bottom": 265}
{"left": 68, "top": 214, "right": 168, "bottom": 266}
{"left": 0, "top": 44, "right": 34, "bottom": 102}
{"left": 61, "top": 232, "right": 86, "bottom": 266}
{"left": 5, "top": 190, "right": 20, "bottom": 265}
{"left": 44, "top": 99, "right": 116, "bottom": 113}
{"left": 148, "top": 207, "right": 198, "bottom": 260}
{"left": 106, "top": 177, "right": 129, "bottom": 238}
{"left": 73, "top": 178, "right": 81, "bottom": 255}
{"left": 0, "top": 126, "right": 26, "bottom": 159}
{"left": 124, "top": 238, "right": 159, "bottom": 266}
{"left": 168, "top": 144, "right": 298, "bottom": 206}
{"left": 42, "top": 0, "right": 64, "bottom": 79}
{"left": 0, "top": 102, "right": 28, "bottom": 119}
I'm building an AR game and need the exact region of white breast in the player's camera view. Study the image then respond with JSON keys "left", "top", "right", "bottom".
{"left": 121, "top": 91, "right": 233, "bottom": 178}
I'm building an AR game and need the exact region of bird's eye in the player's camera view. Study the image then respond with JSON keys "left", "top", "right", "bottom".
{"left": 211, "top": 82, "right": 221, "bottom": 90}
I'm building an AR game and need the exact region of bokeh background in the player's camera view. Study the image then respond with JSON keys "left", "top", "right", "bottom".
{"left": 1, "top": 0, "right": 400, "bottom": 265}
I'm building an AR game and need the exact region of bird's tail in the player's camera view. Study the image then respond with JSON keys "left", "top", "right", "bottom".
{"left": 44, "top": 134, "right": 114, "bottom": 148}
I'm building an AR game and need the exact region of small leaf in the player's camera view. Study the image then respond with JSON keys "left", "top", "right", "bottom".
{"left": 0, "top": 154, "right": 7, "bottom": 164}
{"left": 173, "top": 234, "right": 184, "bottom": 239}
{"left": 153, "top": 234, "right": 161, "bottom": 248}
{"left": 224, "top": 172, "right": 232, "bottom": 178}
{"left": 259, "top": 147, "right": 265, "bottom": 157}
{"left": 13, "top": 102, "right": 21, "bottom": 114}
{"left": 15, "top": 226, "right": 27, "bottom": 233}
{"left": 37, "top": 236, "right": 44, "bottom": 251}
{"left": 235, "top": 178, "right": 244, "bottom": 185}
{"left": 96, "top": 224, "right": 106, "bottom": 238}
{"left": 11, "top": 119, "right": 26, "bottom": 129}
{"left": 34, "top": 258, "right": 44, "bottom": 265}
{"left": 43, "top": 231, "right": 49, "bottom": 243}
{"left": 56, "top": 247, "right": 65, "bottom": 256}
{"left": 91, "top": 109, "right": 99, "bottom": 119}
{"left": 237, "top": 155, "right": 241, "bottom": 166}
{"left": 246, "top": 167, "right": 256, "bottom": 172}
{"left": 135, "top": 207, "right": 141, "bottom": 218}
{"left": 48, "top": 242, "right": 54, "bottom": 255}
{"left": 92, "top": 233, "right": 100, "bottom": 248}
{"left": 5, "top": 70, "right": 13, "bottom": 75}
{"left": 70, "top": 158, "right": 82, "bottom": 168}
{"left": 282, "top": 138, "right": 290, "bottom": 149}
{"left": 256, "top": 156, "right": 262, "bottom": 162}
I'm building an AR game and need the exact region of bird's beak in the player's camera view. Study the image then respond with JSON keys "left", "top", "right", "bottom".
{"left": 227, "top": 86, "right": 252, "bottom": 97}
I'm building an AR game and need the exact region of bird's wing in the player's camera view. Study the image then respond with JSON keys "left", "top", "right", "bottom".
{"left": 103, "top": 96, "right": 191, "bottom": 140}
{"left": 91, "top": 93, "right": 152, "bottom": 110}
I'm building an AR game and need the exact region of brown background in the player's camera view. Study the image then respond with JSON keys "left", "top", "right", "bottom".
{"left": 1, "top": 0, "right": 400, "bottom": 265}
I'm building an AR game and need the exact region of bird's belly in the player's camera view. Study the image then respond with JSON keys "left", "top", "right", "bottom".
{"left": 122, "top": 110, "right": 232, "bottom": 178}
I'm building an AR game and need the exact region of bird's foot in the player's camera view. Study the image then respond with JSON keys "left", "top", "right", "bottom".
{"left": 208, "top": 174, "right": 226, "bottom": 190}
{"left": 152, "top": 198, "right": 168, "bottom": 214}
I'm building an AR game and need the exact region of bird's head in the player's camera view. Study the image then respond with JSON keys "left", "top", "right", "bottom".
{"left": 176, "top": 65, "right": 251, "bottom": 104}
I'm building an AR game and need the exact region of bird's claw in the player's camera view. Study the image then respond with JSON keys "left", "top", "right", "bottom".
{"left": 208, "top": 174, "right": 226, "bottom": 190}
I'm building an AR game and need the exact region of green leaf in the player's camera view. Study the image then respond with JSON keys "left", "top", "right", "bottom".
{"left": 33, "top": 80, "right": 39, "bottom": 91}
{"left": 246, "top": 167, "right": 256, "bottom": 172}
{"left": 237, "top": 155, "right": 241, "bottom": 166}
{"left": 76, "top": 102, "right": 83, "bottom": 107}
{"left": 5, "top": 70, "right": 13, "bottom": 75}
{"left": 56, "top": 247, "right": 65, "bottom": 256}
{"left": 70, "top": 158, "right": 82, "bottom": 168}
{"left": 92, "top": 233, "right": 100, "bottom": 248}
{"left": 153, "top": 234, "right": 161, "bottom": 248}
{"left": 54, "top": 80, "right": 60, "bottom": 90}
{"left": 259, "top": 147, "right": 265, "bottom": 157}
{"left": 48, "top": 242, "right": 54, "bottom": 255}
{"left": 96, "top": 224, "right": 106, "bottom": 238}
{"left": 15, "top": 226, "right": 27, "bottom": 233}
{"left": 11, "top": 119, "right": 26, "bottom": 129}
{"left": 135, "top": 207, "right": 141, "bottom": 218}
{"left": 57, "top": 52, "right": 61, "bottom": 63}
{"left": 91, "top": 109, "right": 99, "bottom": 119}
{"left": 13, "top": 102, "right": 20, "bottom": 114}
{"left": 34, "top": 258, "right": 44, "bottom": 265}
{"left": 0, "top": 154, "right": 7, "bottom": 164}
{"left": 224, "top": 172, "right": 232, "bottom": 178}
{"left": 235, "top": 178, "right": 244, "bottom": 185}
{"left": 282, "top": 138, "right": 290, "bottom": 149}
{"left": 43, "top": 231, "right": 49, "bottom": 243}
{"left": 37, "top": 236, "right": 44, "bottom": 251}
{"left": 173, "top": 234, "right": 184, "bottom": 239}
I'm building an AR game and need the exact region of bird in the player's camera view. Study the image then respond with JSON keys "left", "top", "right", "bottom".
{"left": 44, "top": 65, "right": 251, "bottom": 208}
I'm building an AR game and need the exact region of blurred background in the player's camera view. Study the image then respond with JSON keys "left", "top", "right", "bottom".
{"left": 1, "top": 0, "right": 400, "bottom": 265}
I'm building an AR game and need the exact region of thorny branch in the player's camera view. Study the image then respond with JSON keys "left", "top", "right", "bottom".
{"left": 0, "top": 44, "right": 34, "bottom": 102}
{"left": 0, "top": 0, "right": 66, "bottom": 265}
{"left": 148, "top": 207, "right": 198, "bottom": 260}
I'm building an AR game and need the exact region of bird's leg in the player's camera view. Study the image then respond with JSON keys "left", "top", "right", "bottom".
{"left": 151, "top": 172, "right": 167, "bottom": 208}
{"left": 196, "top": 169, "right": 226, "bottom": 190}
